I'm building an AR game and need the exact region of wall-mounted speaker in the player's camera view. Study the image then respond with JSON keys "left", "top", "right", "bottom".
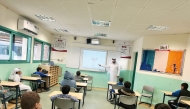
{"left": 113, "top": 40, "right": 115, "bottom": 44}
{"left": 86, "top": 38, "right": 91, "bottom": 44}
{"left": 74, "top": 36, "right": 77, "bottom": 40}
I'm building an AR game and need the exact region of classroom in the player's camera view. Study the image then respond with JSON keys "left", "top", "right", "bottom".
{"left": 0, "top": 0, "right": 190, "bottom": 109}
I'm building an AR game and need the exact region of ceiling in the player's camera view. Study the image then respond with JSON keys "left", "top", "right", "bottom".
{"left": 0, "top": 0, "right": 190, "bottom": 41}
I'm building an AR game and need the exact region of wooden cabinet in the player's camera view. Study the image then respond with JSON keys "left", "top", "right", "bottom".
{"left": 39, "top": 65, "right": 59, "bottom": 87}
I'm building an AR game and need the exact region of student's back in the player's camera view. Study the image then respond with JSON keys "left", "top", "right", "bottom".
{"left": 61, "top": 71, "right": 76, "bottom": 88}
{"left": 175, "top": 90, "right": 190, "bottom": 103}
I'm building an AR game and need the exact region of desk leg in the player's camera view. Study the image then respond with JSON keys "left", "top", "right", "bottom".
{"left": 49, "top": 77, "right": 50, "bottom": 88}
{"left": 78, "top": 100, "right": 81, "bottom": 109}
{"left": 107, "top": 84, "right": 109, "bottom": 101}
{"left": 114, "top": 94, "right": 117, "bottom": 109}
{"left": 36, "top": 81, "right": 38, "bottom": 93}
{"left": 163, "top": 93, "right": 165, "bottom": 103}
{"left": 15, "top": 86, "right": 19, "bottom": 109}
{"left": 82, "top": 87, "right": 85, "bottom": 106}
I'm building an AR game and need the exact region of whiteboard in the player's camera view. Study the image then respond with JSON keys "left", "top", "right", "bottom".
{"left": 66, "top": 47, "right": 81, "bottom": 68}
{"left": 79, "top": 49, "right": 107, "bottom": 72}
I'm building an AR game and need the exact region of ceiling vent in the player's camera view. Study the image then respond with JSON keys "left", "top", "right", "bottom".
{"left": 147, "top": 25, "right": 169, "bottom": 31}
{"left": 94, "top": 33, "right": 107, "bottom": 37}
{"left": 92, "top": 20, "right": 111, "bottom": 27}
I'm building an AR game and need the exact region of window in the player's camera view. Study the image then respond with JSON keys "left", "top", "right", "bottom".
{"left": 43, "top": 44, "right": 50, "bottom": 61}
{"left": 33, "top": 38, "right": 51, "bottom": 62}
{"left": 0, "top": 26, "right": 31, "bottom": 63}
{"left": 12, "top": 35, "right": 28, "bottom": 60}
{"left": 0, "top": 31, "right": 10, "bottom": 60}
{"left": 33, "top": 40, "right": 42, "bottom": 60}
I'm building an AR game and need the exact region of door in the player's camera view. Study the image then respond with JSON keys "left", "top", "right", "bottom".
{"left": 131, "top": 52, "right": 138, "bottom": 90}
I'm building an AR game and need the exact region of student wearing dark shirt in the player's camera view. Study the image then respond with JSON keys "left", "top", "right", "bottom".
{"left": 33, "top": 67, "right": 48, "bottom": 90}
{"left": 168, "top": 83, "right": 190, "bottom": 109}
{"left": 155, "top": 103, "right": 171, "bottom": 109}
{"left": 118, "top": 81, "right": 135, "bottom": 109}
{"left": 109, "top": 77, "right": 124, "bottom": 101}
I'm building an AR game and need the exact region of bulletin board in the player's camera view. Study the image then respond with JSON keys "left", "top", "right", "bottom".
{"left": 140, "top": 49, "right": 185, "bottom": 75}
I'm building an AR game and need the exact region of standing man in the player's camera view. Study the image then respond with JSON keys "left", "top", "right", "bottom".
{"left": 99, "top": 58, "right": 120, "bottom": 82}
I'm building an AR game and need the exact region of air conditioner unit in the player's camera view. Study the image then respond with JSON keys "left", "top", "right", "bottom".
{"left": 86, "top": 38, "right": 100, "bottom": 45}
{"left": 18, "top": 19, "right": 39, "bottom": 35}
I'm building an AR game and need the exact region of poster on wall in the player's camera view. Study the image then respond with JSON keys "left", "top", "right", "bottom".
{"left": 115, "top": 40, "right": 132, "bottom": 58}
{"left": 52, "top": 37, "right": 67, "bottom": 52}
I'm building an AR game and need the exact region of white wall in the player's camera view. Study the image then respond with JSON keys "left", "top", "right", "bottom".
{"left": 132, "top": 34, "right": 189, "bottom": 80}
{"left": 51, "top": 35, "right": 132, "bottom": 70}
{"left": 0, "top": 4, "right": 53, "bottom": 62}
{"left": 182, "top": 35, "right": 190, "bottom": 82}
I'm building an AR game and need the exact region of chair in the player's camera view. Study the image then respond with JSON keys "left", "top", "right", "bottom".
{"left": 31, "top": 74, "right": 44, "bottom": 92}
{"left": 52, "top": 98, "right": 75, "bottom": 109}
{"left": 139, "top": 85, "right": 154, "bottom": 106}
{"left": 86, "top": 76, "right": 93, "bottom": 91}
{"left": 175, "top": 96, "right": 190, "bottom": 109}
{"left": 0, "top": 86, "right": 13, "bottom": 109}
{"left": 118, "top": 95, "right": 138, "bottom": 109}
{"left": 75, "top": 79, "right": 82, "bottom": 82}
{"left": 60, "top": 86, "right": 76, "bottom": 92}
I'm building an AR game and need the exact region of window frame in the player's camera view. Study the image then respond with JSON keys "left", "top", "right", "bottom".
{"left": 33, "top": 38, "right": 51, "bottom": 63}
{"left": 0, "top": 25, "right": 32, "bottom": 64}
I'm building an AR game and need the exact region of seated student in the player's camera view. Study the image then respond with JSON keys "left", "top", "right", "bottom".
{"left": 60, "top": 71, "right": 76, "bottom": 88}
{"left": 21, "top": 92, "right": 41, "bottom": 109}
{"left": 118, "top": 81, "right": 135, "bottom": 109}
{"left": 155, "top": 103, "right": 171, "bottom": 109}
{"left": 33, "top": 67, "right": 48, "bottom": 90}
{"left": 50, "top": 85, "right": 78, "bottom": 107}
{"left": 109, "top": 77, "right": 124, "bottom": 101}
{"left": 168, "top": 83, "right": 190, "bottom": 109}
{"left": 10, "top": 68, "right": 32, "bottom": 92}
{"left": 74, "top": 71, "right": 83, "bottom": 81}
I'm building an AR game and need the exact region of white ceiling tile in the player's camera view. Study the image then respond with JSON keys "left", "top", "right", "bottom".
{"left": 89, "top": 4, "right": 114, "bottom": 15}
{"left": 93, "top": 26, "right": 109, "bottom": 33}
{"left": 145, "top": 0, "right": 187, "bottom": 10}
{"left": 117, "top": 0, "right": 150, "bottom": 8}
{"left": 175, "top": 0, "right": 190, "bottom": 11}
{"left": 91, "top": 13, "right": 112, "bottom": 21}
{"left": 138, "top": 9, "right": 171, "bottom": 19}
{"left": 114, "top": 6, "right": 142, "bottom": 18}
{"left": 88, "top": 0, "right": 117, "bottom": 5}
{"left": 132, "top": 18, "right": 159, "bottom": 25}
{"left": 69, "top": 11, "right": 90, "bottom": 20}
{"left": 162, "top": 11, "right": 190, "bottom": 22}
{"left": 61, "top": 1, "right": 88, "bottom": 13}
{"left": 128, "top": 24, "right": 150, "bottom": 30}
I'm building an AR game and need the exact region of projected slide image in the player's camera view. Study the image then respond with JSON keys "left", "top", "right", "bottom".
{"left": 80, "top": 49, "right": 107, "bottom": 71}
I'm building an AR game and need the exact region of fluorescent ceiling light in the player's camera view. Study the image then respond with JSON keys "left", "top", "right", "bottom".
{"left": 147, "top": 25, "right": 169, "bottom": 31}
{"left": 94, "top": 33, "right": 107, "bottom": 37}
{"left": 92, "top": 20, "right": 111, "bottom": 27}
{"left": 54, "top": 29, "right": 68, "bottom": 33}
{"left": 35, "top": 15, "right": 56, "bottom": 22}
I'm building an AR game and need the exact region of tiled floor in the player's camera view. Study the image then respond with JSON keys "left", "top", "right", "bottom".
{"left": 7, "top": 85, "right": 154, "bottom": 109}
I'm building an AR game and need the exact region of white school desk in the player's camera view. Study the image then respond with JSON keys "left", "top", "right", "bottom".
{"left": 114, "top": 89, "right": 141, "bottom": 109}
{"left": 21, "top": 76, "right": 41, "bottom": 93}
{"left": 41, "top": 74, "right": 51, "bottom": 89}
{"left": 107, "top": 82, "right": 117, "bottom": 100}
{"left": 1, "top": 81, "right": 20, "bottom": 109}
{"left": 80, "top": 74, "right": 88, "bottom": 77}
{"left": 76, "top": 82, "right": 87, "bottom": 106}
{"left": 49, "top": 91, "right": 83, "bottom": 109}
{"left": 83, "top": 78, "right": 88, "bottom": 83}
{"left": 161, "top": 90, "right": 173, "bottom": 103}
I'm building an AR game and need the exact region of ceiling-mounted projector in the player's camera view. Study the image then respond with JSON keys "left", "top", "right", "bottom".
{"left": 86, "top": 38, "right": 100, "bottom": 45}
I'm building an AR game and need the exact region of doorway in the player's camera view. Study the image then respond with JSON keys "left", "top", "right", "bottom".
{"left": 131, "top": 52, "right": 138, "bottom": 90}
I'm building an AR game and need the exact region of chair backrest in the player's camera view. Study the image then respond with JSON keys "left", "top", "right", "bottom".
{"left": 142, "top": 85, "right": 154, "bottom": 93}
{"left": 0, "top": 86, "right": 4, "bottom": 90}
{"left": 8, "top": 79, "right": 14, "bottom": 82}
{"left": 112, "top": 85, "right": 123, "bottom": 90}
{"left": 31, "top": 74, "right": 41, "bottom": 79}
{"left": 119, "top": 95, "right": 137, "bottom": 105}
{"left": 75, "top": 79, "right": 82, "bottom": 82}
{"left": 178, "top": 96, "right": 190, "bottom": 104}
{"left": 60, "top": 86, "right": 76, "bottom": 92}
{"left": 87, "top": 76, "right": 93, "bottom": 81}
{"left": 53, "top": 98, "right": 75, "bottom": 109}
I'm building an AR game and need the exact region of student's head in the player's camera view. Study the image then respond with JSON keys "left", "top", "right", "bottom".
{"left": 37, "top": 67, "right": 42, "bottom": 72}
{"left": 112, "top": 58, "right": 116, "bottom": 63}
{"left": 124, "top": 81, "right": 131, "bottom": 88}
{"left": 15, "top": 68, "right": 22, "bottom": 75}
{"left": 64, "top": 71, "right": 74, "bottom": 80}
{"left": 119, "top": 78, "right": 124, "bottom": 83}
{"left": 76, "top": 71, "right": 81, "bottom": 76}
{"left": 181, "top": 83, "right": 188, "bottom": 90}
{"left": 21, "top": 92, "right": 41, "bottom": 109}
{"left": 62, "top": 85, "right": 70, "bottom": 94}
{"left": 155, "top": 103, "right": 171, "bottom": 109}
